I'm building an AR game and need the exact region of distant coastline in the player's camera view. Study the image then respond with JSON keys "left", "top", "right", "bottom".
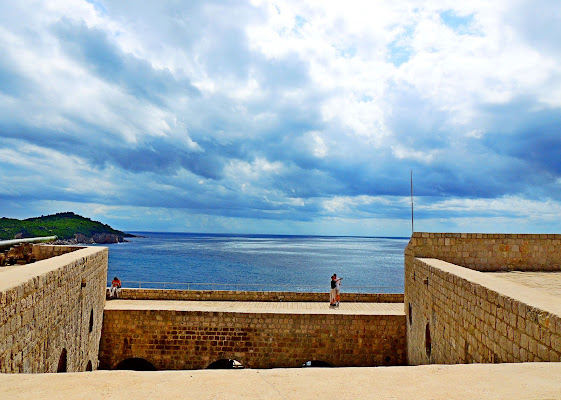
{"left": 0, "top": 212, "right": 137, "bottom": 244}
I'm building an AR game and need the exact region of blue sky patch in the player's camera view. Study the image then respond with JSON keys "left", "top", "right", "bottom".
{"left": 86, "top": 0, "right": 107, "bottom": 15}
{"left": 439, "top": 10, "right": 475, "bottom": 34}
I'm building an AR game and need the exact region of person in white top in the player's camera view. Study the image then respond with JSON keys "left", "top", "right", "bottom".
{"left": 333, "top": 274, "right": 343, "bottom": 306}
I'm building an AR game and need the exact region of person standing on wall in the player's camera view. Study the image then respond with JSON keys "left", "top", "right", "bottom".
{"left": 333, "top": 274, "right": 343, "bottom": 306}
{"left": 330, "top": 274, "right": 337, "bottom": 307}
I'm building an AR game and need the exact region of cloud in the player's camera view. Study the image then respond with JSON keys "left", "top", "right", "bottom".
{"left": 0, "top": 0, "right": 560, "bottom": 236}
{"left": 52, "top": 19, "right": 201, "bottom": 104}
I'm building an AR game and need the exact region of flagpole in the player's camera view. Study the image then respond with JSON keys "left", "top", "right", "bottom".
{"left": 410, "top": 170, "right": 414, "bottom": 235}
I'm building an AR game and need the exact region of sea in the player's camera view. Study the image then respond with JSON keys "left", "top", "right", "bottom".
{"left": 104, "top": 232, "right": 409, "bottom": 293}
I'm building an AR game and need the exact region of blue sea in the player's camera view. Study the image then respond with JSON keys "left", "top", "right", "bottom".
{"left": 104, "top": 233, "right": 409, "bottom": 293}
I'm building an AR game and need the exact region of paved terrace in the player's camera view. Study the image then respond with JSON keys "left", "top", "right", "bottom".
{"left": 2, "top": 363, "right": 561, "bottom": 399}
{"left": 104, "top": 299, "right": 404, "bottom": 315}
{"left": 486, "top": 271, "right": 561, "bottom": 297}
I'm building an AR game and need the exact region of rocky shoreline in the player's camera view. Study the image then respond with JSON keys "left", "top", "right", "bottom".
{"left": 49, "top": 233, "right": 129, "bottom": 245}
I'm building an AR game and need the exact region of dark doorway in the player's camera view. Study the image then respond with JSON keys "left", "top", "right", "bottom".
{"left": 86, "top": 360, "right": 93, "bottom": 371}
{"left": 115, "top": 358, "right": 157, "bottom": 371}
{"left": 408, "top": 303, "right": 413, "bottom": 325}
{"left": 57, "top": 349, "right": 67, "bottom": 373}
{"left": 302, "top": 360, "right": 333, "bottom": 367}
{"left": 89, "top": 309, "right": 94, "bottom": 333}
{"left": 207, "top": 359, "right": 244, "bottom": 369}
{"left": 425, "top": 323, "right": 432, "bottom": 358}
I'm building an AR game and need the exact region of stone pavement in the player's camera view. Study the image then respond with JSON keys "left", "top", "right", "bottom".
{"left": 486, "top": 271, "right": 561, "bottom": 297}
{"left": 2, "top": 362, "right": 561, "bottom": 399}
{"left": 104, "top": 299, "right": 405, "bottom": 315}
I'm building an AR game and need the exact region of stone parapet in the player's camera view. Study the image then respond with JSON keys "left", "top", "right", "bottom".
{"left": 405, "top": 257, "right": 561, "bottom": 365}
{"left": 117, "top": 288, "right": 404, "bottom": 303}
{"left": 406, "top": 232, "right": 561, "bottom": 272}
{"left": 0, "top": 246, "right": 108, "bottom": 373}
{"left": 31, "top": 244, "right": 82, "bottom": 261}
{"left": 99, "top": 307, "right": 406, "bottom": 370}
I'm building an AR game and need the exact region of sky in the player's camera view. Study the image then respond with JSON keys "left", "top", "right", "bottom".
{"left": 0, "top": 0, "right": 560, "bottom": 237}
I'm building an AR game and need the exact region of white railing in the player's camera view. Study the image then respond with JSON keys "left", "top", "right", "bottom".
{"left": 109, "top": 280, "right": 403, "bottom": 294}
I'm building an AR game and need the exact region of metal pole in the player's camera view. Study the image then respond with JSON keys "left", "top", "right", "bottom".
{"left": 411, "top": 169, "right": 414, "bottom": 235}
{"left": 0, "top": 236, "right": 57, "bottom": 251}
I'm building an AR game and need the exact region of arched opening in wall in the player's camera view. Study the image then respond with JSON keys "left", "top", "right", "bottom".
{"left": 86, "top": 361, "right": 93, "bottom": 371}
{"left": 302, "top": 360, "right": 333, "bottom": 368}
{"left": 57, "top": 349, "right": 67, "bottom": 373}
{"left": 425, "top": 323, "right": 432, "bottom": 359}
{"left": 89, "top": 309, "right": 94, "bottom": 333}
{"left": 408, "top": 303, "right": 412, "bottom": 325}
{"left": 207, "top": 359, "right": 244, "bottom": 369}
{"left": 115, "top": 358, "right": 157, "bottom": 371}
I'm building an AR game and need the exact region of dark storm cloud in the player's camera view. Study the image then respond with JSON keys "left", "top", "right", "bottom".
{"left": 52, "top": 19, "right": 200, "bottom": 105}
{"left": 380, "top": 83, "right": 561, "bottom": 201}
{"left": 42, "top": 16, "right": 314, "bottom": 184}
{"left": 482, "top": 106, "right": 561, "bottom": 177}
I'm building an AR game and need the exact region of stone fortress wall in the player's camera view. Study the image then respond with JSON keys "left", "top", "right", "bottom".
{"left": 406, "top": 233, "right": 561, "bottom": 271}
{"left": 31, "top": 244, "right": 83, "bottom": 261}
{"left": 3, "top": 232, "right": 561, "bottom": 374}
{"left": 99, "top": 288, "right": 405, "bottom": 370}
{"left": 117, "top": 288, "right": 404, "bottom": 303}
{"left": 405, "top": 233, "right": 561, "bottom": 365}
{"left": 99, "top": 305, "right": 406, "bottom": 370}
{"left": 0, "top": 245, "right": 108, "bottom": 373}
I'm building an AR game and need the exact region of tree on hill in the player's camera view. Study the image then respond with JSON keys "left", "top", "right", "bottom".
{"left": 0, "top": 212, "right": 135, "bottom": 242}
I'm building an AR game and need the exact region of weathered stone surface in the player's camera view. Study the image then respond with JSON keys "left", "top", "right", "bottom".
{"left": 404, "top": 233, "right": 561, "bottom": 366}
{"left": 118, "top": 289, "right": 404, "bottom": 303}
{"left": 99, "top": 304, "right": 406, "bottom": 370}
{"left": 0, "top": 245, "right": 108, "bottom": 373}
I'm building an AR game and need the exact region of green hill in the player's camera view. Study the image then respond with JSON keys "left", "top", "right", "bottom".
{"left": 0, "top": 212, "right": 134, "bottom": 241}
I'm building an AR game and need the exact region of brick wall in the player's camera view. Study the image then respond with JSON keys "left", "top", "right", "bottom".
{"left": 117, "top": 288, "right": 404, "bottom": 303}
{"left": 99, "top": 308, "right": 406, "bottom": 370}
{"left": 0, "top": 246, "right": 108, "bottom": 373}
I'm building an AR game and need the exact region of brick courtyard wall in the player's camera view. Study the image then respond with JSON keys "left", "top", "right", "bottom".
{"left": 404, "top": 232, "right": 561, "bottom": 366}
{"left": 99, "top": 309, "right": 406, "bottom": 370}
{"left": 0, "top": 246, "right": 108, "bottom": 373}
{"left": 117, "top": 288, "right": 404, "bottom": 303}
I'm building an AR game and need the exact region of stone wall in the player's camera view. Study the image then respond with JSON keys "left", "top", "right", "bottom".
{"left": 31, "top": 244, "right": 82, "bottom": 261}
{"left": 406, "top": 258, "right": 561, "bottom": 365}
{"left": 405, "top": 232, "right": 561, "bottom": 366}
{"left": 117, "top": 288, "right": 404, "bottom": 303}
{"left": 99, "top": 308, "right": 406, "bottom": 370}
{"left": 0, "top": 246, "right": 108, "bottom": 373}
{"left": 406, "top": 232, "right": 561, "bottom": 272}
